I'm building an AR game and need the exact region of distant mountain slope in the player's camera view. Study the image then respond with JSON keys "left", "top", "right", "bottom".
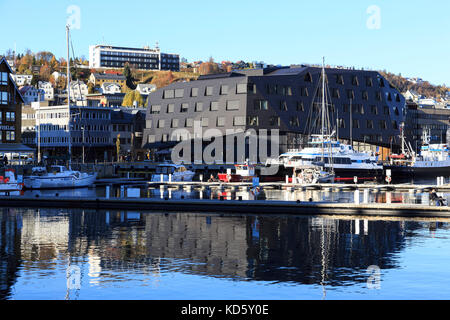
{"left": 380, "top": 71, "right": 448, "bottom": 99}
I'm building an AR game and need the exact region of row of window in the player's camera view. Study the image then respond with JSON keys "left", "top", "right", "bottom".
{"left": 5, "top": 131, "right": 15, "bottom": 141}
{"left": 39, "top": 136, "right": 110, "bottom": 144}
{"left": 151, "top": 100, "right": 241, "bottom": 114}
{"left": 337, "top": 118, "right": 398, "bottom": 130}
{"left": 163, "top": 83, "right": 251, "bottom": 99}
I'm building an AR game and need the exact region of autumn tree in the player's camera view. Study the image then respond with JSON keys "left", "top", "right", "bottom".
{"left": 151, "top": 71, "right": 175, "bottom": 88}
{"left": 198, "top": 62, "right": 220, "bottom": 75}
{"left": 122, "top": 90, "right": 144, "bottom": 107}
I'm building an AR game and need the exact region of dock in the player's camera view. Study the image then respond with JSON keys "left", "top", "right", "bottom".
{"left": 2, "top": 195, "right": 450, "bottom": 218}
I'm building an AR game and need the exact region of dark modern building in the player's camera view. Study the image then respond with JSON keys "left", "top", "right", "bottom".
{"left": 89, "top": 45, "right": 180, "bottom": 72}
{"left": 404, "top": 101, "right": 450, "bottom": 151}
{"left": 143, "top": 65, "right": 406, "bottom": 162}
{"left": 111, "top": 108, "right": 146, "bottom": 161}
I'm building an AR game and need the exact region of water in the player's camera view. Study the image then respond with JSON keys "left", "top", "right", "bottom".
{"left": 2, "top": 207, "right": 450, "bottom": 300}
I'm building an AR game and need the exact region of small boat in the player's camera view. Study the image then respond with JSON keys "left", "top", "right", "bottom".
{"left": 23, "top": 165, "right": 97, "bottom": 189}
{"left": 151, "top": 164, "right": 195, "bottom": 182}
{"left": 218, "top": 164, "right": 256, "bottom": 182}
{"left": 294, "top": 166, "right": 335, "bottom": 184}
{"left": 0, "top": 169, "right": 24, "bottom": 192}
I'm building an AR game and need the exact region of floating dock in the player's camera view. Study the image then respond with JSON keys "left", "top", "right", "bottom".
{"left": 1, "top": 195, "right": 450, "bottom": 218}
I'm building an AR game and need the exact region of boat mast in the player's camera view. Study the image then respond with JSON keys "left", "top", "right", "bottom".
{"left": 321, "top": 57, "right": 325, "bottom": 162}
{"left": 37, "top": 91, "right": 41, "bottom": 164}
{"left": 66, "top": 25, "right": 72, "bottom": 169}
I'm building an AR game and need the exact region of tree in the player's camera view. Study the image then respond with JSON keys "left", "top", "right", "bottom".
{"left": 151, "top": 71, "right": 175, "bottom": 88}
{"left": 198, "top": 62, "right": 219, "bottom": 75}
{"left": 122, "top": 90, "right": 144, "bottom": 107}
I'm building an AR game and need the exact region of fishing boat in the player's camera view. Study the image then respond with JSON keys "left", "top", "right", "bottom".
{"left": 218, "top": 163, "right": 256, "bottom": 183}
{"left": 384, "top": 128, "right": 450, "bottom": 180}
{"left": 151, "top": 164, "right": 195, "bottom": 182}
{"left": 0, "top": 169, "right": 23, "bottom": 192}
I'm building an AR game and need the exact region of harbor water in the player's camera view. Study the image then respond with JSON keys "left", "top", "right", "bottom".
{"left": 2, "top": 206, "right": 450, "bottom": 300}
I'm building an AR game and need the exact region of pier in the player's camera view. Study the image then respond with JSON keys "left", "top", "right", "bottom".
{"left": 2, "top": 194, "right": 450, "bottom": 218}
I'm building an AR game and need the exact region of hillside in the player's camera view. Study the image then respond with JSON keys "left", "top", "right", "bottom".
{"left": 380, "top": 71, "right": 448, "bottom": 99}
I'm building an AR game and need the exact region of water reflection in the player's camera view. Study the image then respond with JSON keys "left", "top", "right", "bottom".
{"left": 3, "top": 207, "right": 447, "bottom": 300}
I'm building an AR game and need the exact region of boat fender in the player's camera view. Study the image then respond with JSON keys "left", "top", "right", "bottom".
{"left": 227, "top": 174, "right": 231, "bottom": 182}
{"left": 385, "top": 176, "right": 392, "bottom": 183}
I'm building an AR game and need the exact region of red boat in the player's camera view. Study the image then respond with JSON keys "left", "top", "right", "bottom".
{"left": 218, "top": 164, "right": 256, "bottom": 182}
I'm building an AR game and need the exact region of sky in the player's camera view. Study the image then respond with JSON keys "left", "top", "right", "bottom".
{"left": 0, "top": 0, "right": 449, "bottom": 86}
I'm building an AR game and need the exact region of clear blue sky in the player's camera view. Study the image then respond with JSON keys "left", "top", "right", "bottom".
{"left": 1, "top": 0, "right": 449, "bottom": 86}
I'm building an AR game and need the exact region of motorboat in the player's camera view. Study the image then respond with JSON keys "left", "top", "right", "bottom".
{"left": 0, "top": 169, "right": 23, "bottom": 192}
{"left": 218, "top": 164, "right": 256, "bottom": 182}
{"left": 23, "top": 165, "right": 97, "bottom": 189}
{"left": 151, "top": 164, "right": 195, "bottom": 182}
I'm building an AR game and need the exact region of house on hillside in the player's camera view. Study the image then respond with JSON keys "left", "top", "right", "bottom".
{"left": 89, "top": 73, "right": 126, "bottom": 87}
{"left": 136, "top": 83, "right": 156, "bottom": 95}
{"left": 19, "top": 86, "right": 45, "bottom": 104}
{"left": 38, "top": 81, "right": 54, "bottom": 101}
{"left": 100, "top": 82, "right": 122, "bottom": 95}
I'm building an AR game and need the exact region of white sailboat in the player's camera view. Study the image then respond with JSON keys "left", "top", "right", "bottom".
{"left": 294, "top": 58, "right": 335, "bottom": 184}
{"left": 23, "top": 25, "right": 97, "bottom": 190}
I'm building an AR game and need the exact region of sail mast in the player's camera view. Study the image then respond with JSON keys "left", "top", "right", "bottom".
{"left": 321, "top": 57, "right": 325, "bottom": 161}
{"left": 66, "top": 25, "right": 72, "bottom": 169}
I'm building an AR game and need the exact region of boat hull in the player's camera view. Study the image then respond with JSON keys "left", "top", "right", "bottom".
{"left": 23, "top": 173, "right": 98, "bottom": 190}
{"left": 384, "top": 165, "right": 450, "bottom": 180}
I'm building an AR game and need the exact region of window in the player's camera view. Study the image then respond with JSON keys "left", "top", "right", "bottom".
{"left": 366, "top": 77, "right": 373, "bottom": 87}
{"left": 0, "top": 91, "right": 8, "bottom": 104}
{"left": 201, "top": 117, "right": 209, "bottom": 127}
{"left": 210, "top": 101, "right": 219, "bottom": 111}
{"left": 0, "top": 72, "right": 7, "bottom": 85}
{"left": 150, "top": 105, "right": 161, "bottom": 114}
{"left": 280, "top": 101, "right": 288, "bottom": 111}
{"left": 185, "top": 118, "right": 193, "bottom": 127}
{"left": 191, "top": 88, "right": 199, "bottom": 97}
{"left": 233, "top": 116, "right": 245, "bottom": 126}
{"left": 332, "top": 88, "right": 340, "bottom": 98}
{"left": 336, "top": 75, "right": 344, "bottom": 85}
{"left": 163, "top": 89, "right": 174, "bottom": 99}
{"left": 195, "top": 102, "right": 203, "bottom": 112}
{"left": 338, "top": 119, "right": 345, "bottom": 128}
{"left": 371, "top": 105, "right": 378, "bottom": 114}
{"left": 171, "top": 119, "right": 179, "bottom": 128}
{"left": 352, "top": 75, "right": 359, "bottom": 86}
{"left": 300, "top": 87, "right": 309, "bottom": 97}
{"left": 205, "top": 86, "right": 213, "bottom": 96}
{"left": 247, "top": 116, "right": 259, "bottom": 126}
{"left": 304, "top": 73, "right": 312, "bottom": 82}
{"left": 254, "top": 100, "right": 268, "bottom": 110}
{"left": 347, "top": 90, "right": 355, "bottom": 99}
{"left": 289, "top": 116, "right": 299, "bottom": 127}
{"left": 379, "top": 120, "right": 387, "bottom": 129}
{"left": 362, "top": 91, "right": 369, "bottom": 100}
{"left": 180, "top": 103, "right": 189, "bottom": 113}
{"left": 175, "top": 88, "right": 184, "bottom": 98}
{"left": 217, "top": 117, "right": 226, "bottom": 127}
{"left": 392, "top": 121, "right": 398, "bottom": 129}
{"left": 6, "top": 131, "right": 15, "bottom": 141}
{"left": 247, "top": 83, "right": 256, "bottom": 94}
{"left": 384, "top": 106, "right": 390, "bottom": 115}
{"left": 236, "top": 83, "right": 247, "bottom": 94}
{"left": 6, "top": 112, "right": 15, "bottom": 122}
{"left": 166, "top": 104, "right": 174, "bottom": 113}
{"left": 226, "top": 100, "right": 240, "bottom": 110}
{"left": 387, "top": 93, "right": 392, "bottom": 101}
{"left": 297, "top": 101, "right": 304, "bottom": 111}
{"left": 157, "top": 119, "right": 165, "bottom": 128}
{"left": 269, "top": 116, "right": 280, "bottom": 126}
{"left": 220, "top": 85, "right": 228, "bottom": 95}
{"left": 352, "top": 119, "right": 360, "bottom": 128}
{"left": 366, "top": 120, "right": 374, "bottom": 129}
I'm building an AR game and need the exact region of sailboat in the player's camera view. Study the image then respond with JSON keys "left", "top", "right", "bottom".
{"left": 23, "top": 25, "right": 97, "bottom": 190}
{"left": 293, "top": 58, "right": 335, "bottom": 184}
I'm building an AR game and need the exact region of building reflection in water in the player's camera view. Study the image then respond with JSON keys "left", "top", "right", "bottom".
{"left": 1, "top": 207, "right": 449, "bottom": 299}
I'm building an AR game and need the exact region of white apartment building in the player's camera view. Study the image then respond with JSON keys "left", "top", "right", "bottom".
{"left": 89, "top": 44, "right": 179, "bottom": 71}
{"left": 70, "top": 80, "right": 88, "bottom": 102}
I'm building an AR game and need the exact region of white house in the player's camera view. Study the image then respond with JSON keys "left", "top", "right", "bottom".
{"left": 11, "top": 74, "right": 33, "bottom": 86}
{"left": 100, "top": 82, "right": 122, "bottom": 94}
{"left": 19, "top": 86, "right": 45, "bottom": 104}
{"left": 403, "top": 90, "right": 421, "bottom": 102}
{"left": 69, "top": 80, "right": 88, "bottom": 102}
{"left": 38, "top": 81, "right": 55, "bottom": 101}
{"left": 52, "top": 71, "right": 66, "bottom": 82}
{"left": 135, "top": 83, "right": 156, "bottom": 95}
